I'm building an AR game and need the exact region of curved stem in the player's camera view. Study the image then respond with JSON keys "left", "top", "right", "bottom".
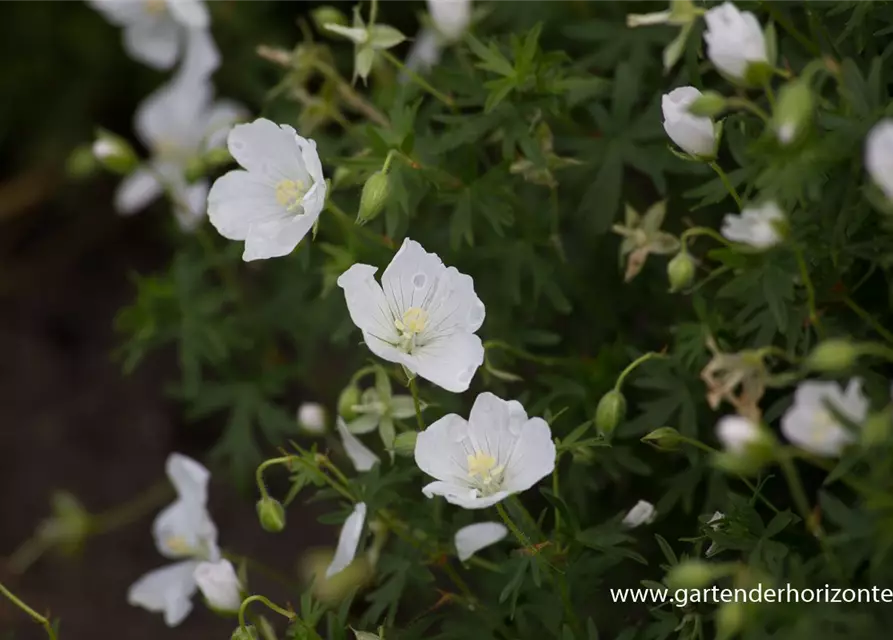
{"left": 708, "top": 162, "right": 743, "bottom": 208}
{"left": 762, "top": 2, "right": 821, "bottom": 56}
{"left": 409, "top": 377, "right": 426, "bottom": 430}
{"left": 795, "top": 248, "right": 825, "bottom": 339}
{"left": 255, "top": 456, "right": 296, "bottom": 500}
{"left": 0, "top": 581, "right": 56, "bottom": 640}
{"left": 223, "top": 551, "right": 297, "bottom": 589}
{"left": 90, "top": 481, "right": 172, "bottom": 535}
{"left": 380, "top": 50, "right": 455, "bottom": 108}
{"left": 238, "top": 595, "right": 295, "bottom": 634}
{"left": 843, "top": 296, "right": 893, "bottom": 346}
{"left": 615, "top": 351, "right": 666, "bottom": 391}
{"left": 680, "top": 226, "right": 733, "bottom": 249}
{"left": 725, "top": 97, "right": 771, "bottom": 122}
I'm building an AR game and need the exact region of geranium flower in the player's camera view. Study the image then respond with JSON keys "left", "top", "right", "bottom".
{"left": 336, "top": 418, "right": 380, "bottom": 472}
{"left": 700, "top": 336, "right": 767, "bottom": 420}
{"left": 703, "top": 2, "right": 768, "bottom": 82}
{"left": 454, "top": 522, "right": 507, "bottom": 561}
{"left": 721, "top": 201, "right": 786, "bottom": 249}
{"left": 611, "top": 201, "right": 680, "bottom": 282}
{"left": 413, "top": 392, "right": 555, "bottom": 509}
{"left": 338, "top": 239, "right": 486, "bottom": 393}
{"left": 128, "top": 453, "right": 221, "bottom": 626}
{"left": 193, "top": 559, "right": 242, "bottom": 613}
{"left": 326, "top": 503, "right": 367, "bottom": 578}
{"left": 207, "top": 118, "right": 327, "bottom": 261}
{"left": 662, "top": 87, "right": 717, "bottom": 158}
{"left": 622, "top": 500, "right": 657, "bottom": 528}
{"left": 781, "top": 379, "right": 868, "bottom": 457}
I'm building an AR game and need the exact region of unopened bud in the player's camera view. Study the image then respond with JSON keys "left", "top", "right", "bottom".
{"left": 665, "top": 559, "right": 718, "bottom": 590}
{"left": 667, "top": 251, "right": 695, "bottom": 292}
{"left": 641, "top": 426, "right": 683, "bottom": 451}
{"left": 595, "top": 389, "right": 626, "bottom": 436}
{"left": 256, "top": 497, "right": 286, "bottom": 533}
{"left": 184, "top": 156, "right": 206, "bottom": 183}
{"left": 687, "top": 90, "right": 726, "bottom": 118}
{"left": 716, "top": 601, "right": 746, "bottom": 639}
{"left": 862, "top": 410, "right": 891, "bottom": 447}
{"left": 38, "top": 491, "right": 90, "bottom": 556}
{"left": 204, "top": 147, "right": 234, "bottom": 169}
{"left": 338, "top": 385, "right": 362, "bottom": 420}
{"left": 298, "top": 402, "right": 327, "bottom": 434}
{"left": 67, "top": 145, "right": 98, "bottom": 178}
{"left": 356, "top": 171, "right": 391, "bottom": 225}
{"left": 312, "top": 6, "right": 348, "bottom": 31}
{"left": 806, "top": 339, "right": 858, "bottom": 372}
{"left": 231, "top": 626, "right": 259, "bottom": 640}
{"left": 393, "top": 431, "right": 418, "bottom": 457}
{"left": 773, "top": 79, "right": 813, "bottom": 145}
{"left": 92, "top": 130, "right": 138, "bottom": 175}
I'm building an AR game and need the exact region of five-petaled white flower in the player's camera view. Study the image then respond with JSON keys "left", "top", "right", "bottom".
{"left": 703, "top": 2, "right": 768, "bottom": 82}
{"left": 413, "top": 392, "right": 555, "bottom": 509}
{"left": 89, "top": 0, "right": 213, "bottom": 71}
{"left": 781, "top": 379, "right": 868, "bottom": 457}
{"left": 115, "top": 71, "right": 244, "bottom": 230}
{"left": 326, "top": 503, "right": 367, "bottom": 578}
{"left": 338, "top": 239, "right": 486, "bottom": 393}
{"left": 622, "top": 500, "right": 657, "bottom": 528}
{"left": 128, "top": 453, "right": 221, "bottom": 626}
{"left": 193, "top": 559, "right": 242, "bottom": 613}
{"left": 207, "top": 118, "right": 327, "bottom": 261}
{"left": 454, "top": 522, "right": 507, "bottom": 562}
{"left": 662, "top": 87, "right": 717, "bottom": 158}
{"left": 716, "top": 415, "right": 761, "bottom": 454}
{"left": 866, "top": 120, "right": 893, "bottom": 201}
{"left": 721, "top": 201, "right": 785, "bottom": 249}
{"left": 337, "top": 418, "right": 380, "bottom": 472}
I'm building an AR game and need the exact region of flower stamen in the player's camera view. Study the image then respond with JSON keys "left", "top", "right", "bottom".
{"left": 275, "top": 179, "right": 309, "bottom": 213}
{"left": 395, "top": 306, "right": 428, "bottom": 352}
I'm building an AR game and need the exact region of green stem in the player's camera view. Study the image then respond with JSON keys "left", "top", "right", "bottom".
{"left": 762, "top": 2, "right": 821, "bottom": 56}
{"left": 255, "top": 456, "right": 295, "bottom": 500}
{"left": 90, "top": 481, "right": 172, "bottom": 535}
{"left": 369, "top": 0, "right": 379, "bottom": 25}
{"left": 468, "top": 556, "right": 504, "bottom": 572}
{"left": 708, "top": 162, "right": 743, "bottom": 209}
{"left": 615, "top": 351, "right": 665, "bottom": 391}
{"left": 483, "top": 339, "right": 575, "bottom": 366}
{"left": 0, "top": 581, "right": 57, "bottom": 640}
{"left": 843, "top": 296, "right": 893, "bottom": 346}
{"left": 763, "top": 81, "right": 777, "bottom": 109}
{"left": 496, "top": 502, "right": 535, "bottom": 553}
{"left": 380, "top": 50, "right": 455, "bottom": 108}
{"left": 238, "top": 595, "right": 295, "bottom": 635}
{"left": 680, "top": 226, "right": 733, "bottom": 249}
{"left": 222, "top": 551, "right": 297, "bottom": 589}
{"left": 6, "top": 535, "right": 52, "bottom": 575}
{"left": 441, "top": 561, "right": 476, "bottom": 603}
{"left": 726, "top": 97, "right": 770, "bottom": 122}
{"left": 315, "top": 455, "right": 360, "bottom": 503}
{"left": 409, "top": 376, "right": 425, "bottom": 430}
{"left": 795, "top": 248, "right": 825, "bottom": 339}
{"left": 325, "top": 196, "right": 394, "bottom": 248}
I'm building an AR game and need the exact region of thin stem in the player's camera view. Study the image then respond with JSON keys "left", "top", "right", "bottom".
{"left": 6, "top": 535, "right": 52, "bottom": 575}
{"left": 380, "top": 50, "right": 455, "bottom": 108}
{"left": 762, "top": 1, "right": 821, "bottom": 56}
{"left": 90, "top": 481, "right": 172, "bottom": 535}
{"left": 708, "top": 162, "right": 743, "bottom": 209}
{"left": 325, "top": 196, "right": 394, "bottom": 249}
{"left": 495, "top": 502, "right": 536, "bottom": 553}
{"left": 615, "top": 351, "right": 666, "bottom": 391}
{"left": 313, "top": 59, "right": 390, "bottom": 128}
{"left": 763, "top": 81, "right": 777, "bottom": 109}
{"left": 441, "top": 561, "right": 475, "bottom": 603}
{"left": 680, "top": 226, "right": 733, "bottom": 249}
{"left": 222, "top": 551, "right": 297, "bottom": 589}
{"left": 726, "top": 97, "right": 770, "bottom": 122}
{"left": 238, "top": 595, "right": 295, "bottom": 635}
{"left": 369, "top": 0, "right": 379, "bottom": 25}
{"left": 255, "top": 456, "right": 295, "bottom": 500}
{"left": 0, "top": 581, "right": 56, "bottom": 640}
{"left": 409, "top": 377, "right": 425, "bottom": 430}
{"left": 795, "top": 248, "right": 825, "bottom": 339}
{"left": 315, "top": 455, "right": 360, "bottom": 503}
{"left": 483, "top": 339, "right": 574, "bottom": 366}
{"left": 843, "top": 296, "right": 893, "bottom": 346}
{"left": 468, "top": 556, "right": 504, "bottom": 572}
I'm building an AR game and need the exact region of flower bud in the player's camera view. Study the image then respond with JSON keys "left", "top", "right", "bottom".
{"left": 256, "top": 497, "right": 286, "bottom": 533}
{"left": 716, "top": 601, "right": 746, "bottom": 640}
{"left": 298, "top": 402, "right": 327, "bottom": 434}
{"left": 773, "top": 79, "right": 813, "bottom": 145}
{"left": 312, "top": 5, "right": 348, "bottom": 31}
{"left": 703, "top": 3, "right": 769, "bottom": 84}
{"left": 356, "top": 171, "right": 391, "bottom": 225}
{"left": 338, "top": 385, "right": 362, "bottom": 420}
{"left": 301, "top": 548, "right": 373, "bottom": 605}
{"left": 231, "top": 626, "right": 259, "bottom": 640}
{"left": 662, "top": 87, "right": 717, "bottom": 159}
{"left": 38, "top": 491, "right": 90, "bottom": 556}
{"left": 862, "top": 410, "right": 891, "bottom": 447}
{"left": 665, "top": 559, "right": 718, "bottom": 590}
{"left": 641, "top": 426, "right": 684, "bottom": 451}
{"left": 667, "top": 251, "right": 695, "bottom": 293}
{"left": 66, "top": 145, "right": 99, "bottom": 178}
{"left": 714, "top": 415, "right": 773, "bottom": 475}
{"left": 806, "top": 339, "right": 858, "bottom": 372}
{"left": 595, "top": 389, "right": 626, "bottom": 436}
{"left": 92, "top": 129, "right": 138, "bottom": 175}
{"left": 687, "top": 90, "right": 726, "bottom": 118}
{"left": 393, "top": 431, "right": 418, "bottom": 457}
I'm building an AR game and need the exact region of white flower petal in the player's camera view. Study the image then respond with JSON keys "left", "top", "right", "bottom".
{"left": 326, "top": 503, "right": 367, "bottom": 578}
{"left": 177, "top": 27, "right": 220, "bottom": 81}
{"left": 414, "top": 413, "right": 470, "bottom": 485}
{"left": 194, "top": 559, "right": 241, "bottom": 612}
{"left": 716, "top": 415, "right": 759, "bottom": 454}
{"left": 703, "top": 2, "right": 767, "bottom": 80}
{"left": 381, "top": 238, "right": 450, "bottom": 319}
{"left": 422, "top": 481, "right": 509, "bottom": 509}
{"left": 781, "top": 379, "right": 867, "bottom": 457}
{"left": 173, "top": 178, "right": 209, "bottom": 232}
{"left": 427, "top": 0, "right": 471, "bottom": 41}
{"left": 123, "top": 20, "right": 181, "bottom": 70}
{"left": 88, "top": 0, "right": 148, "bottom": 26}
{"left": 114, "top": 168, "right": 164, "bottom": 215}
{"left": 407, "top": 331, "right": 484, "bottom": 393}
{"left": 720, "top": 201, "right": 784, "bottom": 249}
{"left": 152, "top": 499, "right": 219, "bottom": 560}
{"left": 127, "top": 560, "right": 199, "bottom": 627}
{"left": 337, "top": 263, "right": 401, "bottom": 345}
{"left": 866, "top": 120, "right": 893, "bottom": 200}
{"left": 454, "top": 522, "right": 508, "bottom": 561}
{"left": 227, "top": 119, "right": 310, "bottom": 184}
{"left": 207, "top": 171, "right": 284, "bottom": 241}
{"left": 622, "top": 500, "right": 657, "bottom": 528}
{"left": 242, "top": 213, "right": 318, "bottom": 261}
{"left": 135, "top": 74, "right": 214, "bottom": 151}
{"left": 204, "top": 100, "right": 247, "bottom": 151}
{"left": 405, "top": 27, "right": 443, "bottom": 74}
{"left": 337, "top": 418, "right": 380, "bottom": 472}
{"left": 166, "top": 453, "right": 210, "bottom": 505}
{"left": 298, "top": 402, "right": 327, "bottom": 434}
{"left": 499, "top": 417, "right": 556, "bottom": 495}
{"left": 166, "top": 0, "right": 209, "bottom": 29}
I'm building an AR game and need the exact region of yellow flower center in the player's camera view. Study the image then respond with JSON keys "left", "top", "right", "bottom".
{"left": 395, "top": 307, "right": 428, "bottom": 336}
{"left": 145, "top": 0, "right": 167, "bottom": 14}
{"left": 164, "top": 535, "right": 193, "bottom": 555}
{"left": 466, "top": 451, "right": 505, "bottom": 494}
{"left": 275, "top": 179, "right": 309, "bottom": 212}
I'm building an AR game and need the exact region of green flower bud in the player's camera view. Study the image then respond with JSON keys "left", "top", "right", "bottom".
{"left": 353, "top": 630, "right": 382, "bottom": 640}
{"left": 641, "top": 426, "right": 684, "bottom": 451}
{"left": 687, "top": 90, "right": 726, "bottom": 118}
{"left": 38, "top": 491, "right": 91, "bottom": 556}
{"left": 665, "top": 559, "right": 718, "bottom": 590}
{"left": 66, "top": 145, "right": 99, "bottom": 178}
{"left": 92, "top": 129, "right": 138, "bottom": 175}
{"left": 862, "top": 410, "right": 892, "bottom": 447}
{"left": 773, "top": 79, "right": 813, "bottom": 145}
{"left": 313, "top": 6, "right": 348, "bottom": 31}
{"left": 231, "top": 625, "right": 259, "bottom": 640}
{"left": 667, "top": 251, "right": 695, "bottom": 293}
{"left": 204, "top": 147, "right": 234, "bottom": 169}
{"left": 356, "top": 171, "right": 391, "bottom": 225}
{"left": 806, "top": 339, "right": 858, "bottom": 372}
{"left": 184, "top": 156, "right": 206, "bottom": 183}
{"left": 256, "top": 497, "right": 286, "bottom": 533}
{"left": 338, "top": 384, "right": 362, "bottom": 420}
{"left": 716, "top": 601, "right": 746, "bottom": 640}
{"left": 393, "top": 431, "right": 418, "bottom": 457}
{"left": 595, "top": 389, "right": 626, "bottom": 436}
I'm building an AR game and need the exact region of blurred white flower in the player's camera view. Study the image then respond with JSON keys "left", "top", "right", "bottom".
{"left": 207, "top": 118, "right": 327, "bottom": 261}
{"left": 866, "top": 120, "right": 893, "bottom": 200}
{"left": 338, "top": 239, "right": 486, "bottom": 393}
{"left": 454, "top": 522, "right": 507, "bottom": 561}
{"left": 89, "top": 0, "right": 212, "bottom": 71}
{"left": 414, "top": 392, "right": 555, "bottom": 509}
{"left": 406, "top": 0, "right": 472, "bottom": 73}
{"left": 622, "top": 500, "right": 657, "bottom": 528}
{"left": 721, "top": 201, "right": 785, "bottom": 249}
{"left": 781, "top": 379, "right": 868, "bottom": 457}
{"left": 703, "top": 2, "right": 768, "bottom": 82}
{"left": 115, "top": 73, "right": 244, "bottom": 230}
{"left": 128, "top": 453, "right": 219, "bottom": 627}
{"left": 194, "top": 559, "right": 242, "bottom": 613}
{"left": 716, "top": 415, "right": 760, "bottom": 454}
{"left": 337, "top": 418, "right": 380, "bottom": 472}
{"left": 326, "top": 503, "right": 367, "bottom": 578}
{"left": 662, "top": 87, "right": 717, "bottom": 158}
{"left": 298, "top": 402, "right": 327, "bottom": 434}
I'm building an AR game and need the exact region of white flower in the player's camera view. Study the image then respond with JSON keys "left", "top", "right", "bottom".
{"left": 128, "top": 453, "right": 219, "bottom": 626}
{"left": 414, "top": 392, "right": 555, "bottom": 509}
{"left": 781, "top": 379, "right": 868, "bottom": 457}
{"left": 326, "top": 503, "right": 367, "bottom": 578}
{"left": 622, "top": 500, "right": 657, "bottom": 528}
{"left": 337, "top": 418, "right": 380, "bottom": 472}
{"left": 866, "top": 120, "right": 893, "bottom": 201}
{"left": 428, "top": 0, "right": 472, "bottom": 41}
{"left": 338, "top": 239, "right": 486, "bottom": 393}
{"left": 89, "top": 0, "right": 211, "bottom": 70}
{"left": 454, "top": 522, "right": 507, "bottom": 561}
{"left": 194, "top": 559, "right": 242, "bottom": 612}
{"left": 405, "top": 28, "right": 443, "bottom": 74}
{"left": 115, "top": 73, "right": 244, "bottom": 230}
{"left": 703, "top": 2, "right": 768, "bottom": 81}
{"left": 298, "top": 402, "right": 327, "bottom": 434}
{"left": 721, "top": 201, "right": 785, "bottom": 249}
{"left": 207, "top": 118, "right": 327, "bottom": 261}
{"left": 716, "top": 415, "right": 760, "bottom": 454}
{"left": 662, "top": 87, "right": 717, "bottom": 157}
